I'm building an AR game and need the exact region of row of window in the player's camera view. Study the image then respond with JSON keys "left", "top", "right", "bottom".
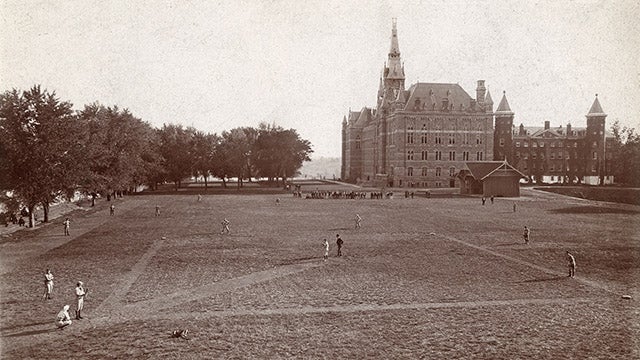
{"left": 406, "top": 166, "right": 457, "bottom": 177}
{"left": 516, "top": 151, "right": 599, "bottom": 160}
{"left": 406, "top": 122, "right": 488, "bottom": 131}
{"left": 408, "top": 151, "right": 482, "bottom": 161}
{"left": 408, "top": 133, "right": 484, "bottom": 145}
{"left": 521, "top": 163, "right": 598, "bottom": 173}
{"left": 514, "top": 141, "right": 599, "bottom": 148}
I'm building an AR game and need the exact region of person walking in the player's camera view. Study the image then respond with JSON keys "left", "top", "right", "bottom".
{"left": 56, "top": 305, "right": 72, "bottom": 329}
{"left": 43, "top": 269, "right": 54, "bottom": 300}
{"left": 481, "top": 197, "right": 486, "bottom": 205}
{"left": 322, "top": 239, "right": 329, "bottom": 262}
{"left": 221, "top": 218, "right": 230, "bottom": 234}
{"left": 355, "top": 214, "right": 362, "bottom": 229}
{"left": 566, "top": 251, "right": 576, "bottom": 278}
{"left": 75, "top": 281, "right": 87, "bottom": 319}
{"left": 336, "top": 234, "right": 343, "bottom": 257}
{"left": 155, "top": 205, "right": 161, "bottom": 217}
{"left": 63, "top": 218, "right": 70, "bottom": 236}
{"left": 523, "top": 226, "right": 530, "bottom": 244}
{"left": 110, "top": 204, "right": 115, "bottom": 216}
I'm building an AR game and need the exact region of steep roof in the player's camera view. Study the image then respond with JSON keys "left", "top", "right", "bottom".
{"left": 587, "top": 95, "right": 606, "bottom": 117}
{"left": 403, "top": 83, "right": 472, "bottom": 111}
{"left": 354, "top": 107, "right": 373, "bottom": 127}
{"left": 461, "top": 161, "right": 526, "bottom": 180}
{"left": 485, "top": 90, "right": 493, "bottom": 105}
{"left": 495, "top": 91, "right": 513, "bottom": 114}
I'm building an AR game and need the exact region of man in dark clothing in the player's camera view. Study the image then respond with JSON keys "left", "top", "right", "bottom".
{"left": 336, "top": 234, "right": 343, "bottom": 257}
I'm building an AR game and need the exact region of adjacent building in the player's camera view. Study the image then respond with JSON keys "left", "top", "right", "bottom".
{"left": 341, "top": 20, "right": 613, "bottom": 188}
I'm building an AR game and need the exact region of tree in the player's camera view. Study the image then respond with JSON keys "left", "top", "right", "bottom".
{"left": 0, "top": 86, "right": 85, "bottom": 227}
{"left": 190, "top": 131, "right": 220, "bottom": 190}
{"left": 158, "top": 124, "right": 195, "bottom": 191}
{"left": 253, "top": 124, "right": 313, "bottom": 185}
{"left": 609, "top": 121, "right": 640, "bottom": 186}
{"left": 78, "top": 103, "right": 157, "bottom": 198}
{"left": 219, "top": 127, "right": 257, "bottom": 189}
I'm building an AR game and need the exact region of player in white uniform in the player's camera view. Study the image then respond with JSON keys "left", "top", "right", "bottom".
{"left": 43, "top": 269, "right": 54, "bottom": 300}
{"left": 323, "top": 239, "right": 329, "bottom": 262}
{"left": 56, "top": 305, "right": 72, "bottom": 329}
{"left": 75, "top": 281, "right": 87, "bottom": 319}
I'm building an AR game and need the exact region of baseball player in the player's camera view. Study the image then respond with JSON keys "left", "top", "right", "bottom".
{"left": 56, "top": 305, "right": 72, "bottom": 329}
{"left": 75, "top": 281, "right": 87, "bottom": 319}
{"left": 43, "top": 269, "right": 54, "bottom": 300}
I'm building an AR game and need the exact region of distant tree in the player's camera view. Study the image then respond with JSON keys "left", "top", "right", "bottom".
{"left": 158, "top": 124, "right": 195, "bottom": 191}
{"left": 0, "top": 86, "right": 85, "bottom": 226}
{"left": 609, "top": 121, "right": 640, "bottom": 186}
{"left": 219, "top": 127, "right": 257, "bottom": 189}
{"left": 191, "top": 131, "right": 220, "bottom": 190}
{"left": 253, "top": 124, "right": 313, "bottom": 185}
{"left": 78, "top": 103, "right": 157, "bottom": 198}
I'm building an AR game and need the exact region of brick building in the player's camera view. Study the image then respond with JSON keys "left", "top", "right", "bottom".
{"left": 341, "top": 20, "right": 613, "bottom": 188}
{"left": 496, "top": 95, "right": 614, "bottom": 185}
{"left": 341, "top": 19, "right": 494, "bottom": 188}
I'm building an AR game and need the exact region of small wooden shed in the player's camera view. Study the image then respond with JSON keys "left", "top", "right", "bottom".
{"left": 458, "top": 161, "right": 527, "bottom": 197}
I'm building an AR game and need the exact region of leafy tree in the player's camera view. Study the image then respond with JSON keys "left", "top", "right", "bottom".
{"left": 0, "top": 86, "right": 85, "bottom": 226}
{"left": 190, "top": 131, "right": 220, "bottom": 190}
{"left": 253, "top": 124, "right": 313, "bottom": 185}
{"left": 219, "top": 127, "right": 257, "bottom": 189}
{"left": 158, "top": 124, "right": 195, "bottom": 191}
{"left": 609, "top": 121, "right": 640, "bottom": 186}
{"left": 78, "top": 103, "right": 157, "bottom": 199}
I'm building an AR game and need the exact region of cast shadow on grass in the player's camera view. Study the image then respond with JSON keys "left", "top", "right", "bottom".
{"left": 328, "top": 227, "right": 351, "bottom": 231}
{"left": 549, "top": 206, "right": 640, "bottom": 215}
{"left": 518, "top": 276, "right": 566, "bottom": 283}
{"left": 278, "top": 256, "right": 318, "bottom": 265}
{"left": 0, "top": 320, "right": 52, "bottom": 331}
{"left": 492, "top": 242, "right": 523, "bottom": 247}
{"left": 5, "top": 328, "right": 58, "bottom": 337}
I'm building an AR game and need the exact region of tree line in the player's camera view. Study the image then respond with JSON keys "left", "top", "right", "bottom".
{"left": 0, "top": 86, "right": 312, "bottom": 227}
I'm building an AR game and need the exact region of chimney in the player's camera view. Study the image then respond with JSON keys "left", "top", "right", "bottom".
{"left": 476, "top": 80, "right": 486, "bottom": 105}
{"left": 544, "top": 121, "right": 550, "bottom": 130}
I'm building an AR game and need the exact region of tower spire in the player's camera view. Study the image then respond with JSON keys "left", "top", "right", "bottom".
{"left": 385, "top": 18, "right": 404, "bottom": 81}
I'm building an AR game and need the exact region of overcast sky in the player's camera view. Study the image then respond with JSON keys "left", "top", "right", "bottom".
{"left": 2, "top": 0, "right": 638, "bottom": 158}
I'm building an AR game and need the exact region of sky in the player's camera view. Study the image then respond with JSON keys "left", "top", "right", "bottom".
{"left": 2, "top": 0, "right": 639, "bottom": 158}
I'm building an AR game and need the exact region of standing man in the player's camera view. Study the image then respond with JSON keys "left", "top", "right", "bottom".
{"left": 481, "top": 197, "right": 486, "bottom": 205}
{"left": 513, "top": 203, "right": 517, "bottom": 212}
{"left": 75, "top": 281, "right": 87, "bottom": 319}
{"left": 221, "top": 218, "right": 230, "bottom": 234}
{"left": 56, "top": 305, "right": 72, "bottom": 329}
{"left": 43, "top": 269, "right": 54, "bottom": 300}
{"left": 355, "top": 214, "right": 362, "bottom": 229}
{"left": 110, "top": 204, "right": 115, "bottom": 216}
{"left": 155, "top": 205, "right": 161, "bottom": 217}
{"left": 490, "top": 195, "right": 495, "bottom": 204}
{"left": 336, "top": 234, "right": 343, "bottom": 257}
{"left": 523, "top": 226, "right": 530, "bottom": 244}
{"left": 322, "top": 239, "right": 329, "bottom": 262}
{"left": 63, "top": 218, "right": 70, "bottom": 236}
{"left": 566, "top": 251, "right": 576, "bottom": 278}
{"left": 197, "top": 194, "right": 202, "bottom": 202}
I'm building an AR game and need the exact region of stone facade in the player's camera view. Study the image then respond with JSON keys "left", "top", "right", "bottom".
{"left": 342, "top": 20, "right": 494, "bottom": 188}
{"left": 342, "top": 20, "right": 613, "bottom": 187}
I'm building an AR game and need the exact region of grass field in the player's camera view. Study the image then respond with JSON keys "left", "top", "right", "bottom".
{"left": 0, "top": 186, "right": 639, "bottom": 359}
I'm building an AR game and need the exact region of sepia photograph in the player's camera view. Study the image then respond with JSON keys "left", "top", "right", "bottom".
{"left": 1, "top": 1, "right": 639, "bottom": 358}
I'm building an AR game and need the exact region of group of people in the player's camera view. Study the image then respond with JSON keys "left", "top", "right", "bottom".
{"left": 44, "top": 268, "right": 88, "bottom": 329}
{"left": 323, "top": 234, "right": 344, "bottom": 261}
{"left": 522, "top": 226, "right": 577, "bottom": 277}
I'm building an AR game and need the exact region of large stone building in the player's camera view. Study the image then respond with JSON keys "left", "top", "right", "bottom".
{"left": 502, "top": 96, "right": 614, "bottom": 185}
{"left": 342, "top": 20, "right": 613, "bottom": 187}
{"left": 342, "top": 19, "right": 495, "bottom": 188}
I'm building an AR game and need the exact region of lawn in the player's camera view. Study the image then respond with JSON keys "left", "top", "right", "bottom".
{"left": 0, "top": 187, "right": 638, "bottom": 359}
